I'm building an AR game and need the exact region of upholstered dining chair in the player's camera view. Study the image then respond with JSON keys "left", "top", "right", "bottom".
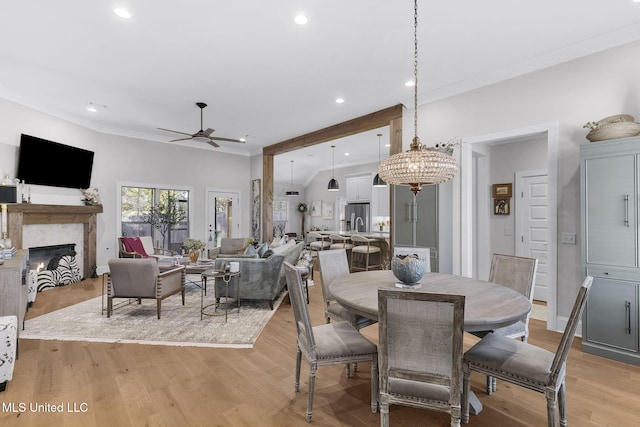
{"left": 462, "top": 276, "right": 593, "bottom": 427}
{"left": 107, "top": 258, "right": 185, "bottom": 319}
{"left": 473, "top": 253, "right": 538, "bottom": 394}
{"left": 317, "top": 249, "right": 377, "bottom": 329}
{"left": 378, "top": 288, "right": 465, "bottom": 427}
{"left": 307, "top": 231, "right": 330, "bottom": 253}
{"left": 393, "top": 246, "right": 431, "bottom": 273}
{"left": 350, "top": 234, "right": 381, "bottom": 271}
{"left": 283, "top": 262, "right": 379, "bottom": 423}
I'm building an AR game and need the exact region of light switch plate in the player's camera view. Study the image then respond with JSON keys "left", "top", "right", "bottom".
{"left": 561, "top": 232, "right": 576, "bottom": 244}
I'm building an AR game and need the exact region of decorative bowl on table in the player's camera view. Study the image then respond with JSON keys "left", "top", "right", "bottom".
{"left": 391, "top": 254, "right": 426, "bottom": 286}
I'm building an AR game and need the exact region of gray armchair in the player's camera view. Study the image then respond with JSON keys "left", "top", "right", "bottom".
{"left": 107, "top": 258, "right": 185, "bottom": 319}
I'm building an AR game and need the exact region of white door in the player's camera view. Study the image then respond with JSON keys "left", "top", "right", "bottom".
{"left": 207, "top": 191, "right": 240, "bottom": 250}
{"left": 516, "top": 170, "right": 550, "bottom": 302}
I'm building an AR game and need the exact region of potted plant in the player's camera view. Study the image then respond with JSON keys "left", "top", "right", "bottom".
{"left": 183, "top": 238, "right": 205, "bottom": 263}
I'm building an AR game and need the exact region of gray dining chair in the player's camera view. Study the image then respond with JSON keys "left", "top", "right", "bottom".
{"left": 317, "top": 249, "right": 377, "bottom": 375}
{"left": 474, "top": 253, "right": 538, "bottom": 394}
{"left": 317, "top": 249, "right": 377, "bottom": 328}
{"left": 283, "top": 262, "right": 379, "bottom": 422}
{"left": 462, "top": 276, "right": 593, "bottom": 427}
{"left": 378, "top": 288, "right": 465, "bottom": 427}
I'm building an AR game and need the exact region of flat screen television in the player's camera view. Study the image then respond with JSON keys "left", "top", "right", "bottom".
{"left": 16, "top": 134, "right": 95, "bottom": 189}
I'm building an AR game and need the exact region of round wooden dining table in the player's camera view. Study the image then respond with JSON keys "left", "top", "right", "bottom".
{"left": 329, "top": 270, "right": 532, "bottom": 416}
{"left": 329, "top": 270, "right": 531, "bottom": 333}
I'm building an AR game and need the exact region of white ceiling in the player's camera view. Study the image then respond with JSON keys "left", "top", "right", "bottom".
{"left": 1, "top": 1, "right": 640, "bottom": 184}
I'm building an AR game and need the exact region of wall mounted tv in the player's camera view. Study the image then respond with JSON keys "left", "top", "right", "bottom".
{"left": 17, "top": 134, "right": 95, "bottom": 189}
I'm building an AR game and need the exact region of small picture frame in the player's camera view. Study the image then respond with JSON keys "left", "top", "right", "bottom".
{"left": 492, "top": 183, "right": 512, "bottom": 198}
{"left": 322, "top": 201, "right": 334, "bottom": 219}
{"left": 494, "top": 198, "right": 510, "bottom": 215}
{"left": 310, "top": 200, "right": 322, "bottom": 217}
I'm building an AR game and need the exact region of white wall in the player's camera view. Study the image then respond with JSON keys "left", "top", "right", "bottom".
{"left": 0, "top": 98, "right": 251, "bottom": 271}
{"left": 409, "top": 39, "right": 640, "bottom": 317}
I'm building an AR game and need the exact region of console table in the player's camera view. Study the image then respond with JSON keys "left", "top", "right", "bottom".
{"left": 0, "top": 250, "right": 29, "bottom": 332}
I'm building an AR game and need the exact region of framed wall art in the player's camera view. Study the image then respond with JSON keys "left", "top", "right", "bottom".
{"left": 492, "top": 183, "right": 512, "bottom": 198}
{"left": 494, "top": 198, "right": 509, "bottom": 215}
{"left": 310, "top": 200, "right": 321, "bottom": 217}
{"left": 322, "top": 201, "right": 334, "bottom": 219}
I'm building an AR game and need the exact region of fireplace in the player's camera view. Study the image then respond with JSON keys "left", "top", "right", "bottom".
{"left": 6, "top": 204, "right": 103, "bottom": 279}
{"left": 29, "top": 243, "right": 82, "bottom": 292}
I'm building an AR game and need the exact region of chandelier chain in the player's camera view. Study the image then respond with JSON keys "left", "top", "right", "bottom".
{"left": 413, "top": 0, "right": 419, "bottom": 140}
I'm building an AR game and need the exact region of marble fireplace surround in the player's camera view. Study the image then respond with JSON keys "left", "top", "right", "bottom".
{"left": 6, "top": 204, "right": 103, "bottom": 277}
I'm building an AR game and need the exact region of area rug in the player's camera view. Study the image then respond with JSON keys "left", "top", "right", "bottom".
{"left": 530, "top": 302, "right": 547, "bottom": 321}
{"left": 21, "top": 283, "right": 286, "bottom": 349}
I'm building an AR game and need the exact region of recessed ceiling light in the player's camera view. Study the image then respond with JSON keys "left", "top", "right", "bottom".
{"left": 385, "top": 144, "right": 391, "bottom": 147}
{"left": 335, "top": 98, "right": 345, "bottom": 104}
{"left": 114, "top": 8, "right": 131, "bottom": 19}
{"left": 404, "top": 80, "right": 415, "bottom": 87}
{"left": 344, "top": 152, "right": 350, "bottom": 156}
{"left": 239, "top": 137, "right": 246, "bottom": 142}
{"left": 87, "top": 106, "right": 97, "bottom": 113}
{"left": 294, "top": 15, "right": 308, "bottom": 25}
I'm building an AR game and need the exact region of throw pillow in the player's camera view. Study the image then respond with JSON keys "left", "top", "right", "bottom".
{"left": 270, "top": 237, "right": 281, "bottom": 248}
{"left": 256, "top": 243, "right": 268, "bottom": 257}
{"left": 244, "top": 245, "right": 257, "bottom": 255}
{"left": 262, "top": 249, "right": 274, "bottom": 259}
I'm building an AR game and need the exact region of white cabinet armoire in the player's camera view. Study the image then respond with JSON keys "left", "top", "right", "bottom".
{"left": 581, "top": 136, "right": 640, "bottom": 366}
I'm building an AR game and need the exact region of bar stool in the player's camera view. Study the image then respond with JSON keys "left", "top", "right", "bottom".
{"left": 350, "top": 235, "right": 381, "bottom": 271}
{"left": 307, "top": 231, "right": 330, "bottom": 253}
{"left": 0, "top": 315, "right": 17, "bottom": 392}
{"left": 329, "top": 234, "right": 353, "bottom": 259}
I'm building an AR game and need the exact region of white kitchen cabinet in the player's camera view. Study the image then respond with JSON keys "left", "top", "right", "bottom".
{"left": 346, "top": 175, "right": 372, "bottom": 202}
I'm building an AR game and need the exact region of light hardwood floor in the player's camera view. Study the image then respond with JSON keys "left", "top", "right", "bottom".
{"left": 2, "top": 273, "right": 639, "bottom": 426}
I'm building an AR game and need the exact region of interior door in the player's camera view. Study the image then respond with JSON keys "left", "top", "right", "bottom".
{"left": 207, "top": 191, "right": 240, "bottom": 250}
{"left": 516, "top": 170, "right": 549, "bottom": 301}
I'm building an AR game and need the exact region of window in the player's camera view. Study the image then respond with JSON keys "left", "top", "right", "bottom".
{"left": 121, "top": 186, "right": 190, "bottom": 252}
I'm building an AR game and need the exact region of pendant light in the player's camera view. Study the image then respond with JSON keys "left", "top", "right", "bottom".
{"left": 286, "top": 160, "right": 299, "bottom": 196}
{"left": 327, "top": 145, "right": 339, "bottom": 191}
{"left": 378, "top": 0, "right": 457, "bottom": 195}
{"left": 372, "top": 133, "right": 387, "bottom": 187}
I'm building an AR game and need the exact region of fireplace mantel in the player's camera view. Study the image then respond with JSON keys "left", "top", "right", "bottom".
{"left": 6, "top": 204, "right": 103, "bottom": 276}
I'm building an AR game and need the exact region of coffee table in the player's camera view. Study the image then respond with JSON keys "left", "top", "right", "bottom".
{"left": 200, "top": 269, "right": 241, "bottom": 322}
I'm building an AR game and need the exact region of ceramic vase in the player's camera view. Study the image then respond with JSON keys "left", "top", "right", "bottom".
{"left": 391, "top": 254, "right": 426, "bottom": 285}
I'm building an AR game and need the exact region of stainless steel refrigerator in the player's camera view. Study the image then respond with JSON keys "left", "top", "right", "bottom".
{"left": 345, "top": 203, "right": 370, "bottom": 233}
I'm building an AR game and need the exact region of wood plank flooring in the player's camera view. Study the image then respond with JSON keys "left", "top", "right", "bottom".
{"left": 1, "top": 273, "right": 639, "bottom": 426}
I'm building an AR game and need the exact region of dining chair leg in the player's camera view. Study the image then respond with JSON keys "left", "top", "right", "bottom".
{"left": 380, "top": 395, "right": 390, "bottom": 427}
{"left": 371, "top": 357, "right": 379, "bottom": 414}
{"left": 546, "top": 390, "right": 558, "bottom": 427}
{"left": 307, "top": 363, "right": 317, "bottom": 422}
{"left": 295, "top": 348, "right": 302, "bottom": 392}
{"left": 461, "top": 366, "right": 471, "bottom": 424}
{"left": 558, "top": 382, "right": 567, "bottom": 427}
{"left": 344, "top": 363, "right": 351, "bottom": 378}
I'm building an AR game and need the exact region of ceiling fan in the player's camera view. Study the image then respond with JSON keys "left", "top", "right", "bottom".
{"left": 158, "top": 102, "right": 244, "bottom": 148}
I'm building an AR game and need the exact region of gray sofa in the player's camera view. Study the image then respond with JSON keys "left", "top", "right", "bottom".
{"left": 213, "top": 241, "right": 305, "bottom": 309}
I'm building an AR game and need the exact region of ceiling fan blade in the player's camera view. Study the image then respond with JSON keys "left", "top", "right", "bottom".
{"left": 203, "top": 128, "right": 214, "bottom": 136}
{"left": 206, "top": 140, "right": 220, "bottom": 148}
{"left": 209, "top": 136, "right": 245, "bottom": 143}
{"left": 158, "top": 128, "right": 193, "bottom": 137}
{"left": 168, "top": 137, "right": 194, "bottom": 142}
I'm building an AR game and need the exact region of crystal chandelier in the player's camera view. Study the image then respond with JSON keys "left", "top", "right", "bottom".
{"left": 378, "top": 0, "right": 457, "bottom": 195}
